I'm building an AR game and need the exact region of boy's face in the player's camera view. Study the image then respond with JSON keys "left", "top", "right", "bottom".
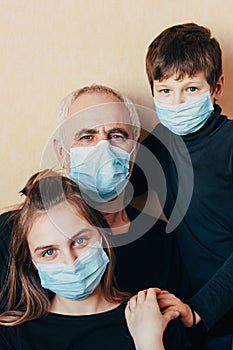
{"left": 153, "top": 72, "right": 215, "bottom": 105}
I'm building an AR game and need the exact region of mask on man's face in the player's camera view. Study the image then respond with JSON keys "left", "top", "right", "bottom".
{"left": 153, "top": 91, "right": 214, "bottom": 135}
{"left": 69, "top": 140, "right": 134, "bottom": 202}
{"left": 35, "top": 241, "right": 109, "bottom": 300}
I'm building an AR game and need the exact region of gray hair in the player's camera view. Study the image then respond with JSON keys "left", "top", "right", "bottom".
{"left": 55, "top": 84, "right": 141, "bottom": 143}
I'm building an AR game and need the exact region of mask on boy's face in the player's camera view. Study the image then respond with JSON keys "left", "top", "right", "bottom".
{"left": 153, "top": 91, "right": 214, "bottom": 135}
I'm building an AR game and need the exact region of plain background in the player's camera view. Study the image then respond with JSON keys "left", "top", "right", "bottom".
{"left": 1, "top": 0, "right": 233, "bottom": 208}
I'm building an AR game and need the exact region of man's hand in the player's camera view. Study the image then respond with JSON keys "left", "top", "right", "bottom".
{"left": 157, "top": 290, "right": 201, "bottom": 327}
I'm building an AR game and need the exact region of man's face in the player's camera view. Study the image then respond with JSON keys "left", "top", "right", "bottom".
{"left": 153, "top": 72, "right": 213, "bottom": 105}
{"left": 57, "top": 92, "right": 136, "bottom": 173}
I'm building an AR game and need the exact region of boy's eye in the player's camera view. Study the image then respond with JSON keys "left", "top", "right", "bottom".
{"left": 187, "top": 87, "right": 197, "bottom": 92}
{"left": 44, "top": 249, "right": 54, "bottom": 257}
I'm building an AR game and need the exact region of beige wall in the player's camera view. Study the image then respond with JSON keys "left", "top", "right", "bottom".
{"left": 1, "top": 0, "right": 233, "bottom": 208}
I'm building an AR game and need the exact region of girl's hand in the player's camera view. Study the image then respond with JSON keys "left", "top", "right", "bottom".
{"left": 125, "top": 288, "right": 179, "bottom": 350}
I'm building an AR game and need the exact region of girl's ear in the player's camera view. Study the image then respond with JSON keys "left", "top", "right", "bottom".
{"left": 213, "top": 74, "right": 225, "bottom": 101}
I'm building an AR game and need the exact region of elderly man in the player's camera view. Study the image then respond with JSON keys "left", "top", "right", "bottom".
{"left": 0, "top": 85, "right": 187, "bottom": 306}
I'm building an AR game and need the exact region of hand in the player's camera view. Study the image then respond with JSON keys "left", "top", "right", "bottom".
{"left": 157, "top": 291, "right": 200, "bottom": 327}
{"left": 125, "top": 288, "right": 179, "bottom": 350}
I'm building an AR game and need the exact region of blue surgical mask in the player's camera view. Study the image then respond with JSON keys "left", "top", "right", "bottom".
{"left": 69, "top": 140, "right": 133, "bottom": 202}
{"left": 36, "top": 241, "right": 109, "bottom": 300}
{"left": 153, "top": 91, "right": 214, "bottom": 135}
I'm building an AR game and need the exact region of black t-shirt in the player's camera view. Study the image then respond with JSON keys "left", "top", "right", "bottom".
{"left": 0, "top": 303, "right": 193, "bottom": 350}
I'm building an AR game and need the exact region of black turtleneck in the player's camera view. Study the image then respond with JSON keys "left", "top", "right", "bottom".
{"left": 132, "top": 105, "right": 233, "bottom": 336}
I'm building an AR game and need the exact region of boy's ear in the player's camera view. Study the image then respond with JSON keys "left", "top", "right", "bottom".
{"left": 213, "top": 74, "right": 225, "bottom": 100}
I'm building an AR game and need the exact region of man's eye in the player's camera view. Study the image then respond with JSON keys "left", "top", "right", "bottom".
{"left": 187, "top": 87, "right": 197, "bottom": 92}
{"left": 43, "top": 249, "right": 54, "bottom": 257}
{"left": 112, "top": 134, "right": 124, "bottom": 139}
{"left": 74, "top": 238, "right": 87, "bottom": 246}
{"left": 110, "top": 134, "right": 126, "bottom": 143}
{"left": 79, "top": 135, "right": 92, "bottom": 140}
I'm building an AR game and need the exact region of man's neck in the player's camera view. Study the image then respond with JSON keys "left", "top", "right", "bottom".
{"left": 103, "top": 209, "right": 130, "bottom": 235}
{"left": 99, "top": 190, "right": 130, "bottom": 235}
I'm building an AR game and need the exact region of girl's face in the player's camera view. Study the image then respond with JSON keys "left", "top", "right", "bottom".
{"left": 27, "top": 201, "right": 101, "bottom": 265}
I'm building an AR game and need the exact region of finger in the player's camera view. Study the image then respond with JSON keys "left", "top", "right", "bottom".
{"left": 128, "top": 297, "right": 137, "bottom": 309}
{"left": 150, "top": 287, "right": 161, "bottom": 294}
{"left": 125, "top": 302, "right": 131, "bottom": 318}
{"left": 161, "top": 306, "right": 180, "bottom": 315}
{"left": 146, "top": 288, "right": 161, "bottom": 311}
{"left": 147, "top": 288, "right": 159, "bottom": 301}
{"left": 159, "top": 290, "right": 170, "bottom": 294}
{"left": 162, "top": 310, "right": 180, "bottom": 327}
{"left": 137, "top": 290, "right": 146, "bottom": 304}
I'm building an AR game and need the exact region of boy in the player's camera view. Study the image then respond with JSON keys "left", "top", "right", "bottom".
{"left": 133, "top": 23, "right": 233, "bottom": 349}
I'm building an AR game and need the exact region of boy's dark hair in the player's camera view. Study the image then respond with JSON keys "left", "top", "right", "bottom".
{"left": 146, "top": 23, "right": 222, "bottom": 95}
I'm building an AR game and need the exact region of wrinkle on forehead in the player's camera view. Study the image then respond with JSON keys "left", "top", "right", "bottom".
{"left": 60, "top": 100, "right": 133, "bottom": 150}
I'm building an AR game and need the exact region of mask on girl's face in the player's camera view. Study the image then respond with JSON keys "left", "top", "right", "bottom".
{"left": 69, "top": 140, "right": 134, "bottom": 202}
{"left": 153, "top": 91, "right": 214, "bottom": 135}
{"left": 36, "top": 241, "right": 109, "bottom": 300}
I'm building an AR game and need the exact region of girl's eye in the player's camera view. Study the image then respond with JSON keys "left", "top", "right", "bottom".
{"left": 161, "top": 89, "right": 170, "bottom": 94}
{"left": 187, "top": 87, "right": 197, "bottom": 92}
{"left": 44, "top": 249, "right": 54, "bottom": 257}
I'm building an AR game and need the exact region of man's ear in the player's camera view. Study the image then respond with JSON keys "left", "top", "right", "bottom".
{"left": 134, "top": 136, "right": 141, "bottom": 156}
{"left": 53, "top": 138, "right": 65, "bottom": 166}
{"left": 213, "top": 74, "right": 225, "bottom": 101}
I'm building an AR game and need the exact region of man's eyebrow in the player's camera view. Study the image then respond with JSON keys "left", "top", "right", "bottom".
{"left": 107, "top": 128, "right": 129, "bottom": 138}
{"left": 74, "top": 128, "right": 99, "bottom": 139}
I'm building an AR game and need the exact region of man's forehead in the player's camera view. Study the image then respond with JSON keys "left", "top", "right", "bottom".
{"left": 67, "top": 92, "right": 130, "bottom": 122}
{"left": 65, "top": 102, "right": 132, "bottom": 132}
{"left": 60, "top": 104, "right": 134, "bottom": 147}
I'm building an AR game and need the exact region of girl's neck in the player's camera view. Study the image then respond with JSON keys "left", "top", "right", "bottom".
{"left": 48, "top": 286, "right": 120, "bottom": 316}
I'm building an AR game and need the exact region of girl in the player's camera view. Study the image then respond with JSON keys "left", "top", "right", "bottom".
{"left": 0, "top": 170, "right": 190, "bottom": 349}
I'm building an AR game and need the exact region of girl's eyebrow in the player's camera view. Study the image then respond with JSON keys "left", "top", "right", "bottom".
{"left": 33, "top": 228, "right": 98, "bottom": 253}
{"left": 34, "top": 244, "right": 56, "bottom": 254}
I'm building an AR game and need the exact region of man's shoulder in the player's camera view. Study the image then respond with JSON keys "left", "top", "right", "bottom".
{"left": 127, "top": 205, "right": 168, "bottom": 235}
